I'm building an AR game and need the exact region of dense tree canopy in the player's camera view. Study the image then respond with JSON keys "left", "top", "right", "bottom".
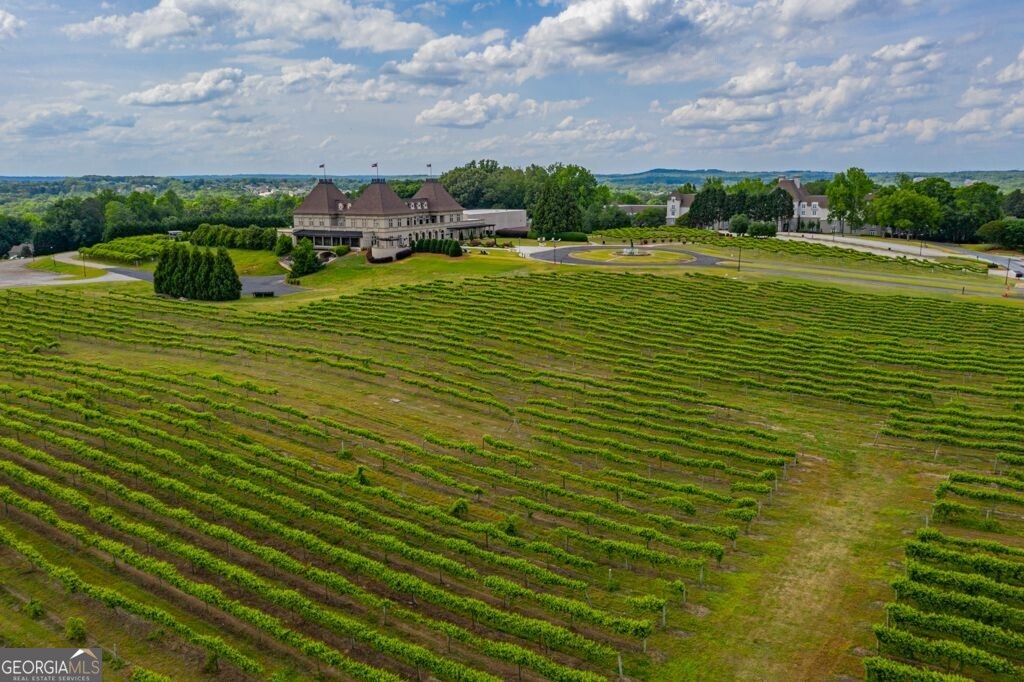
{"left": 532, "top": 178, "right": 582, "bottom": 237}
{"left": 153, "top": 244, "right": 241, "bottom": 301}
{"left": 826, "top": 167, "right": 875, "bottom": 233}
{"left": 867, "top": 189, "right": 943, "bottom": 237}
{"left": 438, "top": 159, "right": 607, "bottom": 222}
{"left": 26, "top": 189, "right": 298, "bottom": 255}
{"left": 688, "top": 179, "right": 792, "bottom": 227}
{"left": 0, "top": 215, "right": 34, "bottom": 256}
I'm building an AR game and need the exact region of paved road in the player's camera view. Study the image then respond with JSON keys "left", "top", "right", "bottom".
{"left": 524, "top": 244, "right": 724, "bottom": 267}
{"left": 0, "top": 252, "right": 304, "bottom": 297}
{"left": 0, "top": 257, "right": 137, "bottom": 289}
{"left": 930, "top": 242, "right": 1024, "bottom": 276}
{"left": 776, "top": 233, "right": 950, "bottom": 260}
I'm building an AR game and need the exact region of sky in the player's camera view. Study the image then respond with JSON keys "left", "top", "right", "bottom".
{"left": 0, "top": 0, "right": 1023, "bottom": 176}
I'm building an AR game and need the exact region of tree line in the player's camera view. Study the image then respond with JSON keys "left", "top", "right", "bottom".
{"left": 190, "top": 224, "right": 278, "bottom": 250}
{"left": 685, "top": 178, "right": 795, "bottom": 228}
{"left": 28, "top": 189, "right": 297, "bottom": 255}
{"left": 153, "top": 244, "right": 242, "bottom": 301}
{"left": 865, "top": 174, "right": 1005, "bottom": 243}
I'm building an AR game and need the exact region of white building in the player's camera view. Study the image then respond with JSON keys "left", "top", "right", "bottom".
{"left": 666, "top": 191, "right": 696, "bottom": 226}
{"left": 776, "top": 176, "right": 832, "bottom": 232}
{"left": 463, "top": 208, "right": 528, "bottom": 236}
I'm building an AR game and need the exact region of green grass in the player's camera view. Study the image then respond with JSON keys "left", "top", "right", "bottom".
{"left": 4, "top": 249, "right": 1024, "bottom": 680}
{"left": 571, "top": 248, "right": 694, "bottom": 264}
{"left": 222, "top": 249, "right": 286, "bottom": 276}
{"left": 264, "top": 250, "right": 547, "bottom": 304}
{"left": 26, "top": 257, "right": 106, "bottom": 279}
{"left": 86, "top": 247, "right": 284, "bottom": 276}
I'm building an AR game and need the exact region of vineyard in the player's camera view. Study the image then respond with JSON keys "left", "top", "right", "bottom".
{"left": 79, "top": 234, "right": 172, "bottom": 264}
{"left": 592, "top": 227, "right": 992, "bottom": 274}
{"left": 0, "top": 271, "right": 1021, "bottom": 680}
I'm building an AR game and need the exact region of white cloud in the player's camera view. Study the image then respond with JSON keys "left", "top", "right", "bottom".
{"left": 0, "top": 9, "right": 25, "bottom": 39}
{"left": 2, "top": 104, "right": 135, "bottom": 137}
{"left": 120, "top": 67, "right": 245, "bottom": 106}
{"left": 279, "top": 58, "right": 357, "bottom": 90}
{"left": 663, "top": 98, "right": 782, "bottom": 129}
{"left": 523, "top": 117, "right": 654, "bottom": 153}
{"left": 65, "top": 0, "right": 434, "bottom": 52}
{"left": 996, "top": 47, "right": 1024, "bottom": 83}
{"left": 773, "top": 0, "right": 920, "bottom": 24}
{"left": 66, "top": 3, "right": 199, "bottom": 49}
{"left": 415, "top": 92, "right": 588, "bottom": 128}
{"left": 960, "top": 86, "right": 1002, "bottom": 108}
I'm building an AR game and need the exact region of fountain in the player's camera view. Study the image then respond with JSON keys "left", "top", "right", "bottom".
{"left": 619, "top": 239, "right": 648, "bottom": 256}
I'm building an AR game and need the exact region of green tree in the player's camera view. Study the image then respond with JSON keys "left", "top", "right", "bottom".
{"left": 274, "top": 234, "right": 293, "bottom": 256}
{"left": 0, "top": 215, "right": 32, "bottom": 256}
{"left": 632, "top": 206, "right": 666, "bottom": 227}
{"left": 583, "top": 205, "right": 632, "bottom": 232}
{"left": 729, "top": 214, "right": 750, "bottom": 235}
{"left": 1003, "top": 189, "right": 1024, "bottom": 217}
{"left": 532, "top": 178, "right": 582, "bottom": 237}
{"left": 198, "top": 250, "right": 217, "bottom": 299}
{"left": 951, "top": 182, "right": 1003, "bottom": 243}
{"left": 213, "top": 248, "right": 242, "bottom": 300}
{"left": 289, "top": 238, "right": 322, "bottom": 277}
{"left": 868, "top": 188, "right": 943, "bottom": 238}
{"left": 748, "top": 221, "right": 777, "bottom": 237}
{"left": 549, "top": 164, "right": 600, "bottom": 210}
{"left": 155, "top": 189, "right": 185, "bottom": 218}
{"left": 826, "top": 168, "right": 874, "bottom": 233}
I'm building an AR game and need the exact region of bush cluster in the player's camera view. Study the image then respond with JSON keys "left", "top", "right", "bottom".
{"left": 412, "top": 239, "right": 463, "bottom": 256}
{"left": 154, "top": 244, "right": 242, "bottom": 301}
{"left": 189, "top": 224, "right": 277, "bottom": 250}
{"left": 526, "top": 231, "right": 589, "bottom": 242}
{"left": 289, "top": 238, "right": 323, "bottom": 278}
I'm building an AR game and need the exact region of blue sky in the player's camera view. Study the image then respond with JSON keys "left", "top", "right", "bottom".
{"left": 1, "top": 0, "right": 1023, "bottom": 175}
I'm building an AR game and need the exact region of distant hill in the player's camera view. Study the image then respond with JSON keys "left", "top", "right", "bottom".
{"left": 596, "top": 168, "right": 1024, "bottom": 191}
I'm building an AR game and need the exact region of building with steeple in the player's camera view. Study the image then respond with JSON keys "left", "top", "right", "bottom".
{"left": 285, "top": 178, "right": 492, "bottom": 257}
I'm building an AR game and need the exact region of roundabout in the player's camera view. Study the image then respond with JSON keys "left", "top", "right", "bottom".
{"left": 528, "top": 244, "right": 724, "bottom": 267}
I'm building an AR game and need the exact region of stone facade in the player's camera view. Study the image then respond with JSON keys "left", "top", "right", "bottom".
{"left": 286, "top": 178, "right": 492, "bottom": 252}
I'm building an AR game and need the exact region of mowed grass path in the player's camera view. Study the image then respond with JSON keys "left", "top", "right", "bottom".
{"left": 0, "top": 270, "right": 1021, "bottom": 680}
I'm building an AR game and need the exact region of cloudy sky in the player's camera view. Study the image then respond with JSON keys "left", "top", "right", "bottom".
{"left": 1, "top": 0, "right": 1022, "bottom": 175}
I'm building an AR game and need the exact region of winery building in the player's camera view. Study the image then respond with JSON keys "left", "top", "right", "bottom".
{"left": 284, "top": 178, "right": 492, "bottom": 257}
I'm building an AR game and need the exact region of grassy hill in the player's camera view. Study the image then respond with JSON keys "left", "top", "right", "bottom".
{"left": 0, "top": 255, "right": 1021, "bottom": 680}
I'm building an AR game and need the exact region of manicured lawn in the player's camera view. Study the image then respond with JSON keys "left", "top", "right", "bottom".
{"left": 27, "top": 257, "right": 106, "bottom": 279}
{"left": 571, "top": 248, "right": 694, "bottom": 264}
{"left": 223, "top": 248, "right": 286, "bottom": 276}
{"left": 270, "top": 250, "right": 548, "bottom": 300}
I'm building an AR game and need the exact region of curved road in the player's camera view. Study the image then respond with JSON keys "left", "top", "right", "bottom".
{"left": 526, "top": 245, "right": 724, "bottom": 267}
{"left": 0, "top": 252, "right": 305, "bottom": 296}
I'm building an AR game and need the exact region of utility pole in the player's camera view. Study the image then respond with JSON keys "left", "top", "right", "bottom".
{"left": 737, "top": 244, "right": 742, "bottom": 272}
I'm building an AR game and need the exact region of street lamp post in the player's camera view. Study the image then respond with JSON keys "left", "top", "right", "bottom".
{"left": 1006, "top": 256, "right": 1013, "bottom": 288}
{"left": 737, "top": 245, "right": 742, "bottom": 272}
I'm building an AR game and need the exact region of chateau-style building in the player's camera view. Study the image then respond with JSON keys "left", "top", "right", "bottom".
{"left": 285, "top": 178, "right": 492, "bottom": 256}
{"left": 776, "top": 176, "right": 831, "bottom": 230}
{"left": 666, "top": 191, "right": 695, "bottom": 225}
{"left": 667, "top": 175, "right": 833, "bottom": 231}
